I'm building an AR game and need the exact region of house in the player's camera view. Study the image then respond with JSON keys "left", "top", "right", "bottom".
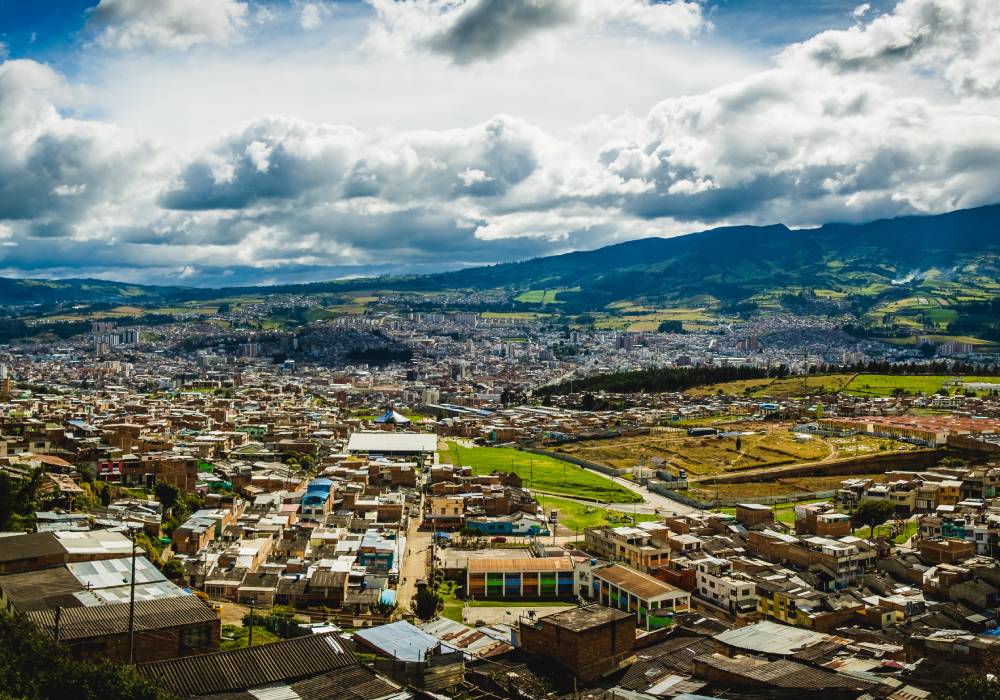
{"left": 28, "top": 595, "right": 220, "bottom": 663}
{"left": 519, "top": 604, "right": 636, "bottom": 683}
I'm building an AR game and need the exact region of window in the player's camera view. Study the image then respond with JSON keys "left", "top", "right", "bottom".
{"left": 181, "top": 625, "right": 212, "bottom": 651}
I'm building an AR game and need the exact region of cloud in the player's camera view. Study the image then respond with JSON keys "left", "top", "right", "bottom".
{"left": 298, "top": 2, "right": 332, "bottom": 30}
{"left": 160, "top": 114, "right": 549, "bottom": 211}
{"left": 783, "top": 0, "right": 1000, "bottom": 96}
{"left": 2, "top": 0, "right": 1000, "bottom": 285}
{"left": 366, "top": 0, "right": 705, "bottom": 63}
{"left": 0, "top": 60, "right": 158, "bottom": 238}
{"left": 88, "top": 0, "right": 249, "bottom": 51}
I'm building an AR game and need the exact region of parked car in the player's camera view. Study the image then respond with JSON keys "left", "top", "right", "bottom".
{"left": 491, "top": 536, "right": 507, "bottom": 543}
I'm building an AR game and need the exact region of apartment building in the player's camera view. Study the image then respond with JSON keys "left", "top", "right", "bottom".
{"left": 695, "top": 556, "right": 758, "bottom": 616}
{"left": 584, "top": 525, "right": 672, "bottom": 572}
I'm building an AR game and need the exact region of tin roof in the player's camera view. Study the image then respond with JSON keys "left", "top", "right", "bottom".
{"left": 138, "top": 632, "right": 357, "bottom": 696}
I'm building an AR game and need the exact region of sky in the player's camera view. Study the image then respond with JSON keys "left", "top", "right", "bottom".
{"left": 0, "top": 0, "right": 997, "bottom": 287}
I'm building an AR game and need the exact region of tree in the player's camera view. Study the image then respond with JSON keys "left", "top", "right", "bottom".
{"left": 658, "top": 320, "right": 684, "bottom": 333}
{"left": 161, "top": 558, "right": 186, "bottom": 581}
{"left": 0, "top": 473, "right": 18, "bottom": 531}
{"left": 0, "top": 609, "right": 169, "bottom": 700}
{"left": 411, "top": 586, "right": 444, "bottom": 621}
{"left": 153, "top": 481, "right": 180, "bottom": 512}
{"left": 853, "top": 500, "right": 897, "bottom": 539}
{"left": 938, "top": 652, "right": 1000, "bottom": 700}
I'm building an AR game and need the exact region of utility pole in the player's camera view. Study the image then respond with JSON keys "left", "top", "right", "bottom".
{"left": 54, "top": 607, "right": 61, "bottom": 643}
{"left": 248, "top": 599, "right": 255, "bottom": 648}
{"left": 127, "top": 526, "right": 137, "bottom": 664}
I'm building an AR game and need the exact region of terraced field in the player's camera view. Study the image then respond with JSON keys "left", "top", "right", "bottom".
{"left": 553, "top": 425, "right": 833, "bottom": 478}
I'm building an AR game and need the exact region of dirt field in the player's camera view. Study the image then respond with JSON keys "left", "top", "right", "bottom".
{"left": 689, "top": 472, "right": 889, "bottom": 501}
{"left": 553, "top": 423, "right": 914, "bottom": 480}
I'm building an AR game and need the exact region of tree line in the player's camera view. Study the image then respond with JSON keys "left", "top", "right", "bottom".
{"left": 538, "top": 360, "right": 1000, "bottom": 397}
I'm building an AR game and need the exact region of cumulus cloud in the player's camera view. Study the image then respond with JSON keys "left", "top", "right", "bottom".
{"left": 160, "top": 114, "right": 550, "bottom": 211}
{"left": 2, "top": 0, "right": 1000, "bottom": 284}
{"left": 784, "top": 0, "right": 1000, "bottom": 96}
{"left": 366, "top": 0, "right": 705, "bottom": 63}
{"left": 88, "top": 0, "right": 249, "bottom": 51}
{"left": 0, "top": 60, "right": 158, "bottom": 240}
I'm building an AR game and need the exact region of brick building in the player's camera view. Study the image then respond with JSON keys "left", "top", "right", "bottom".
{"left": 519, "top": 604, "right": 636, "bottom": 682}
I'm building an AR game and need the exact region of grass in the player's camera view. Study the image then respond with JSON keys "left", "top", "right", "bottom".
{"left": 538, "top": 495, "right": 658, "bottom": 532}
{"left": 687, "top": 374, "right": 856, "bottom": 398}
{"left": 853, "top": 520, "right": 918, "bottom": 544}
{"left": 220, "top": 623, "right": 279, "bottom": 651}
{"left": 440, "top": 442, "right": 641, "bottom": 503}
{"left": 514, "top": 288, "right": 576, "bottom": 305}
{"left": 844, "top": 374, "right": 949, "bottom": 396}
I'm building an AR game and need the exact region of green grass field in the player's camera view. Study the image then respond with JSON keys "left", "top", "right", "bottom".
{"left": 441, "top": 442, "right": 642, "bottom": 503}
{"left": 538, "top": 495, "right": 657, "bottom": 532}
{"left": 853, "top": 520, "right": 917, "bottom": 544}
{"left": 844, "top": 374, "right": 949, "bottom": 396}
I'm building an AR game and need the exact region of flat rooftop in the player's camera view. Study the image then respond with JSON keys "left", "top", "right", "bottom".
{"left": 541, "top": 604, "right": 631, "bottom": 632}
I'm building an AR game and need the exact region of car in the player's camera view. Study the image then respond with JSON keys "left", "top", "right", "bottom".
{"left": 491, "top": 536, "right": 507, "bottom": 543}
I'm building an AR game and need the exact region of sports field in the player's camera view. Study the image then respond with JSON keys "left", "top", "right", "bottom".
{"left": 440, "top": 442, "right": 641, "bottom": 503}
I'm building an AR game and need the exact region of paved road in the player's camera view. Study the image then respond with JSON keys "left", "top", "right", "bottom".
{"left": 571, "top": 467, "right": 698, "bottom": 516}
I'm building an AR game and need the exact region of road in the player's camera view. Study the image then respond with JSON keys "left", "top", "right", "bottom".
{"left": 536, "top": 465, "right": 697, "bottom": 519}
{"left": 586, "top": 468, "right": 697, "bottom": 516}
{"left": 395, "top": 498, "right": 431, "bottom": 611}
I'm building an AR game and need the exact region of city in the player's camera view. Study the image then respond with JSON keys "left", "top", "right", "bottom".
{"left": 2, "top": 0, "right": 1000, "bottom": 699}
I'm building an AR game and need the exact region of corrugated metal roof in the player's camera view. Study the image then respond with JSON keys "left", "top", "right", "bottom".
{"left": 595, "top": 564, "right": 686, "bottom": 602}
{"left": 27, "top": 594, "right": 217, "bottom": 641}
{"left": 714, "top": 620, "right": 835, "bottom": 656}
{"left": 137, "top": 632, "right": 357, "bottom": 696}
{"left": 355, "top": 621, "right": 458, "bottom": 662}
{"left": 468, "top": 557, "right": 574, "bottom": 573}
{"left": 196, "top": 665, "right": 410, "bottom": 700}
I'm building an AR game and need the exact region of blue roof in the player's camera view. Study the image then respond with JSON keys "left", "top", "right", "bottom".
{"left": 374, "top": 410, "right": 411, "bottom": 424}
{"left": 307, "top": 478, "right": 334, "bottom": 491}
{"left": 354, "top": 621, "right": 457, "bottom": 662}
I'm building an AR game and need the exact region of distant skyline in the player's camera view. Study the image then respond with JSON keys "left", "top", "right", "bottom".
{"left": 0, "top": 0, "right": 996, "bottom": 286}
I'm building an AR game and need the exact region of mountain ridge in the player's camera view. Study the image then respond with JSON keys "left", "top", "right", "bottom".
{"left": 2, "top": 203, "right": 999, "bottom": 309}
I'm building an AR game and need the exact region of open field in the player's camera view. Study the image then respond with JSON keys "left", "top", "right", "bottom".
{"left": 687, "top": 374, "right": 856, "bottom": 398}
{"left": 842, "top": 374, "right": 1000, "bottom": 396}
{"left": 537, "top": 495, "right": 658, "bottom": 533}
{"left": 554, "top": 424, "right": 833, "bottom": 478}
{"left": 593, "top": 307, "right": 721, "bottom": 332}
{"left": 690, "top": 472, "right": 890, "bottom": 501}
{"left": 440, "top": 442, "right": 641, "bottom": 503}
{"left": 514, "top": 288, "right": 577, "bottom": 305}
{"left": 554, "top": 426, "right": 914, "bottom": 483}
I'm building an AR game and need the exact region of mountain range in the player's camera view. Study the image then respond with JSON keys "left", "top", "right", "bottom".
{"left": 4, "top": 204, "right": 1000, "bottom": 314}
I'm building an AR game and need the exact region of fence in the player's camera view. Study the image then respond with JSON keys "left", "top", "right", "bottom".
{"left": 647, "top": 480, "right": 839, "bottom": 510}
{"left": 517, "top": 446, "right": 628, "bottom": 478}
